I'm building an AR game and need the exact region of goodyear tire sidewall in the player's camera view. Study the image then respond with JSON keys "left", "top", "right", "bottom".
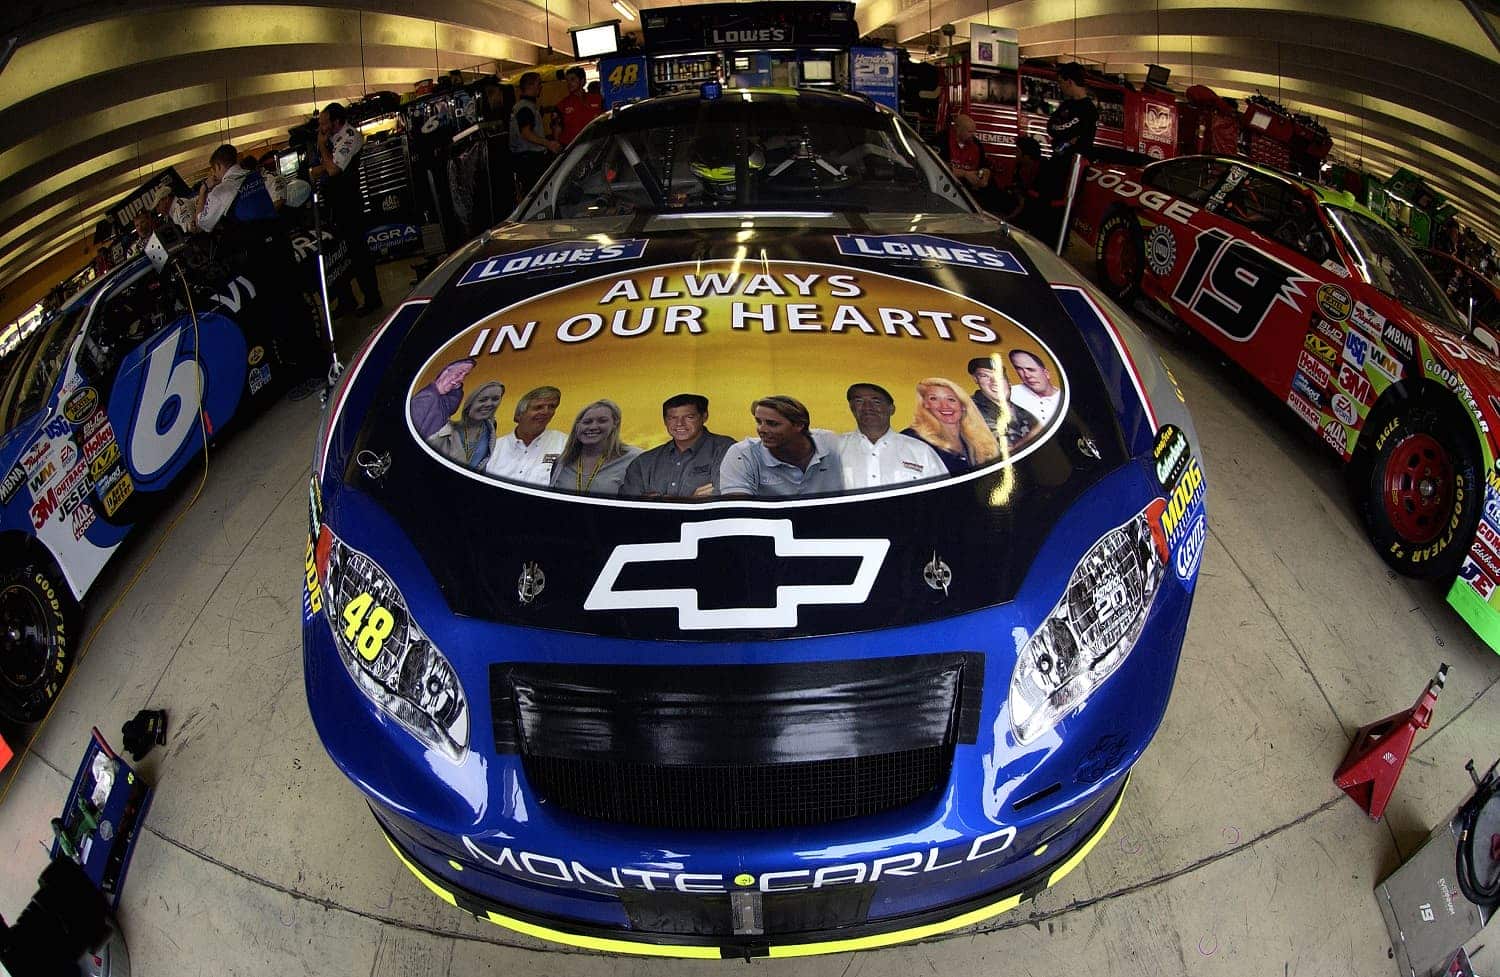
{"left": 0, "top": 564, "right": 73, "bottom": 724}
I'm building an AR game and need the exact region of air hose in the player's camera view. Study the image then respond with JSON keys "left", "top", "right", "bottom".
{"left": 1456, "top": 757, "right": 1500, "bottom": 911}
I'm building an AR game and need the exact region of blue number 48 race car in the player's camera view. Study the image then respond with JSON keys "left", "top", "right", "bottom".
{"left": 304, "top": 88, "right": 1207, "bottom": 957}
{"left": 0, "top": 243, "right": 312, "bottom": 723}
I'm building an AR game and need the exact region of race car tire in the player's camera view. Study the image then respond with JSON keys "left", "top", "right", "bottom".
{"left": 1095, "top": 212, "right": 1143, "bottom": 302}
{"left": 1353, "top": 398, "right": 1481, "bottom": 581}
{"left": 0, "top": 563, "right": 76, "bottom": 724}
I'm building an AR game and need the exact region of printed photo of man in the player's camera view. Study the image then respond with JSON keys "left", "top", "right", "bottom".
{"left": 1008, "top": 349, "right": 1062, "bottom": 425}
{"left": 719, "top": 396, "right": 843, "bottom": 497}
{"left": 968, "top": 355, "right": 1038, "bottom": 448}
{"left": 837, "top": 383, "right": 946, "bottom": 488}
{"left": 484, "top": 385, "right": 565, "bottom": 484}
{"left": 410, "top": 359, "right": 475, "bottom": 440}
{"left": 619, "top": 394, "right": 735, "bottom": 499}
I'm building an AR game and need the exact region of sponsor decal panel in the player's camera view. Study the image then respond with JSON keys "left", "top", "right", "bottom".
{"left": 1343, "top": 330, "right": 1370, "bottom": 369}
{"left": 1152, "top": 424, "right": 1190, "bottom": 492}
{"left": 71, "top": 502, "right": 96, "bottom": 540}
{"left": 1288, "top": 391, "right": 1321, "bottom": 428}
{"left": 1292, "top": 370, "right": 1327, "bottom": 408}
{"left": 0, "top": 464, "right": 25, "bottom": 505}
{"left": 1477, "top": 518, "right": 1500, "bottom": 555}
{"left": 248, "top": 363, "right": 272, "bottom": 395}
{"left": 1348, "top": 301, "right": 1386, "bottom": 340}
{"left": 82, "top": 424, "right": 115, "bottom": 463}
{"left": 1311, "top": 317, "right": 1345, "bottom": 348}
{"left": 1297, "top": 350, "right": 1332, "bottom": 388}
{"left": 1320, "top": 417, "right": 1349, "bottom": 453}
{"left": 88, "top": 442, "right": 120, "bottom": 479}
{"left": 1303, "top": 332, "right": 1338, "bottom": 367}
{"left": 833, "top": 234, "right": 1026, "bottom": 274}
{"left": 1337, "top": 362, "right": 1375, "bottom": 406}
{"left": 364, "top": 223, "right": 420, "bottom": 255}
{"left": 459, "top": 239, "right": 650, "bottom": 285}
{"left": 1471, "top": 535, "right": 1500, "bottom": 586}
{"left": 62, "top": 387, "right": 98, "bottom": 424}
{"left": 1161, "top": 458, "right": 1206, "bottom": 550}
{"left": 1316, "top": 283, "right": 1352, "bottom": 322}
{"left": 1145, "top": 225, "right": 1177, "bottom": 276}
{"left": 27, "top": 461, "right": 58, "bottom": 495}
{"left": 1368, "top": 344, "right": 1403, "bottom": 382}
{"left": 101, "top": 473, "right": 135, "bottom": 516}
{"left": 1331, "top": 391, "right": 1358, "bottom": 427}
{"left": 83, "top": 410, "right": 109, "bottom": 438}
{"left": 1461, "top": 556, "right": 1496, "bottom": 599}
{"left": 1381, "top": 323, "right": 1415, "bottom": 359}
{"left": 1174, "top": 513, "right": 1207, "bottom": 584}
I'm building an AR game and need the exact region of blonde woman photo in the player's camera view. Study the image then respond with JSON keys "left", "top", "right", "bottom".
{"left": 900, "top": 377, "right": 1000, "bottom": 474}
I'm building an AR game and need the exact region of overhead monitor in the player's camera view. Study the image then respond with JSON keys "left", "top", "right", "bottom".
{"left": 570, "top": 20, "right": 621, "bottom": 59}
{"left": 802, "top": 60, "right": 833, "bottom": 82}
{"left": 1146, "top": 63, "right": 1170, "bottom": 87}
{"left": 970, "top": 24, "right": 1019, "bottom": 70}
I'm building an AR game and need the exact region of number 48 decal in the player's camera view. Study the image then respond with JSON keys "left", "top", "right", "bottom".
{"left": 1170, "top": 228, "right": 1313, "bottom": 341}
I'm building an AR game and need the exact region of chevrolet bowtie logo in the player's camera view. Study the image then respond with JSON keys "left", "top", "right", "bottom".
{"left": 585, "top": 519, "right": 890, "bottom": 630}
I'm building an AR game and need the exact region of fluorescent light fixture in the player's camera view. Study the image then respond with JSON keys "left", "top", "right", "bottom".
{"left": 612, "top": 0, "right": 636, "bottom": 20}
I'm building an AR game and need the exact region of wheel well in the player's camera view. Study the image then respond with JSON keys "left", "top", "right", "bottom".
{"left": 0, "top": 532, "right": 68, "bottom": 590}
{"left": 1353, "top": 378, "right": 1484, "bottom": 471}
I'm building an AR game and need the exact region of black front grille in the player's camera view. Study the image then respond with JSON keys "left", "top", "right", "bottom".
{"left": 492, "top": 655, "right": 981, "bottom": 831}
{"left": 522, "top": 745, "right": 952, "bottom": 831}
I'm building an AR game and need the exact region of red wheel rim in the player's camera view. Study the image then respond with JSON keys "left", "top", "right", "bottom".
{"left": 1381, "top": 432, "right": 1454, "bottom": 545}
{"left": 1103, "top": 228, "right": 1138, "bottom": 288}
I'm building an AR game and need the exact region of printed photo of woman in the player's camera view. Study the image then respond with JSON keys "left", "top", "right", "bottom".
{"left": 901, "top": 377, "right": 1000, "bottom": 474}
{"left": 426, "top": 381, "right": 505, "bottom": 471}
{"left": 549, "top": 399, "right": 642, "bottom": 495}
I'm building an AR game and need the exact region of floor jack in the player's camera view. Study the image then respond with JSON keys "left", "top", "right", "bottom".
{"left": 1335, "top": 664, "right": 1446, "bottom": 820}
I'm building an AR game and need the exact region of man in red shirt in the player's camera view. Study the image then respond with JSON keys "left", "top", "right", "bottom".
{"left": 555, "top": 67, "right": 603, "bottom": 146}
{"left": 943, "top": 114, "right": 990, "bottom": 193}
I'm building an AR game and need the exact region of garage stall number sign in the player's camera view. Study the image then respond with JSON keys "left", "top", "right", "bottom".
{"left": 408, "top": 260, "right": 1071, "bottom": 503}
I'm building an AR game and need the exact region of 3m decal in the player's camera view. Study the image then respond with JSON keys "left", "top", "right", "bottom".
{"left": 1174, "top": 513, "right": 1206, "bottom": 583}
{"left": 1311, "top": 317, "right": 1345, "bottom": 348}
{"left": 1083, "top": 169, "right": 1201, "bottom": 224}
{"left": 833, "top": 234, "right": 1025, "bottom": 274}
{"left": 1297, "top": 350, "right": 1332, "bottom": 388}
{"left": 1316, "top": 283, "right": 1352, "bottom": 322}
{"left": 1320, "top": 417, "right": 1348, "bottom": 453}
{"left": 1460, "top": 556, "right": 1496, "bottom": 599}
{"left": 1348, "top": 301, "right": 1385, "bottom": 340}
{"left": 1381, "top": 323, "right": 1415, "bottom": 359}
{"left": 1152, "top": 424, "right": 1190, "bottom": 492}
{"left": 1292, "top": 371, "right": 1327, "bottom": 408}
{"left": 1331, "top": 391, "right": 1358, "bottom": 427}
{"left": 1303, "top": 333, "right": 1338, "bottom": 367}
{"left": 1337, "top": 362, "right": 1374, "bottom": 406}
{"left": 586, "top": 519, "right": 889, "bottom": 629}
{"left": 1161, "top": 458, "right": 1205, "bottom": 549}
{"left": 1145, "top": 225, "right": 1177, "bottom": 276}
{"left": 101, "top": 473, "right": 135, "bottom": 516}
{"left": 459, "top": 240, "right": 649, "bottom": 285}
{"left": 1288, "top": 391, "right": 1320, "bottom": 428}
{"left": 62, "top": 387, "right": 98, "bottom": 424}
{"left": 1169, "top": 228, "right": 1311, "bottom": 341}
{"left": 1343, "top": 331, "right": 1370, "bottom": 369}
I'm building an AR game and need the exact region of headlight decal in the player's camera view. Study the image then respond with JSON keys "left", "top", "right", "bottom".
{"left": 1008, "top": 499, "right": 1169, "bottom": 746}
{"left": 321, "top": 528, "right": 470, "bottom": 761}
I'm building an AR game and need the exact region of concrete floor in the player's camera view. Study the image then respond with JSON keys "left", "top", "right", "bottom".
{"left": 3, "top": 249, "right": 1499, "bottom": 976}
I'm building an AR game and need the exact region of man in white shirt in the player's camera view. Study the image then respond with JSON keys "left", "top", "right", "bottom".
{"left": 193, "top": 144, "right": 279, "bottom": 233}
{"left": 1008, "top": 349, "right": 1063, "bottom": 425}
{"left": 484, "top": 386, "right": 565, "bottom": 484}
{"left": 837, "top": 383, "right": 947, "bottom": 488}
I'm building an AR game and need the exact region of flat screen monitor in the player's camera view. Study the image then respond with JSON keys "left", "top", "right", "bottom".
{"left": 802, "top": 60, "right": 833, "bottom": 82}
{"left": 570, "top": 21, "right": 620, "bottom": 59}
{"left": 1146, "top": 63, "right": 1170, "bottom": 87}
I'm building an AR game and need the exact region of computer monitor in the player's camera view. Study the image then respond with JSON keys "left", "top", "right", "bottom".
{"left": 570, "top": 21, "right": 621, "bottom": 59}
{"left": 1146, "top": 63, "right": 1171, "bottom": 87}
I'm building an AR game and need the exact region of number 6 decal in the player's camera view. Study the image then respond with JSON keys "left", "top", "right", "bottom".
{"left": 130, "top": 327, "right": 203, "bottom": 480}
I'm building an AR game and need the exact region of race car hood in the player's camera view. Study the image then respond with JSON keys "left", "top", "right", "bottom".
{"left": 337, "top": 216, "right": 1144, "bottom": 641}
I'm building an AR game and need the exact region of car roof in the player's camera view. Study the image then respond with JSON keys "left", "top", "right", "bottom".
{"left": 611, "top": 86, "right": 883, "bottom": 119}
{"left": 1152, "top": 154, "right": 1384, "bottom": 224}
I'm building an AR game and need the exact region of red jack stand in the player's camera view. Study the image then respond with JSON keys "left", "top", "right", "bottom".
{"left": 1334, "top": 664, "right": 1447, "bottom": 820}
{"left": 0, "top": 730, "right": 11, "bottom": 772}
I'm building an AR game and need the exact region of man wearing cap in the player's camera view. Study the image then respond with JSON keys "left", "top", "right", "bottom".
{"left": 837, "top": 383, "right": 947, "bottom": 488}
{"left": 719, "top": 396, "right": 843, "bottom": 497}
{"left": 620, "top": 393, "right": 734, "bottom": 499}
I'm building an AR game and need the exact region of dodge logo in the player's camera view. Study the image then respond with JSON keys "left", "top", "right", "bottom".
{"left": 585, "top": 519, "right": 889, "bottom": 629}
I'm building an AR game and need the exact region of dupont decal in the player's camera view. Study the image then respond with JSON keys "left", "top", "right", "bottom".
{"left": 1297, "top": 350, "right": 1333, "bottom": 389}
{"left": 410, "top": 259, "right": 1069, "bottom": 504}
{"left": 62, "top": 387, "right": 98, "bottom": 424}
{"left": 1316, "top": 283, "right": 1352, "bottom": 323}
{"left": 1303, "top": 333, "right": 1338, "bottom": 368}
{"left": 585, "top": 519, "right": 889, "bottom": 629}
{"left": 1336, "top": 362, "right": 1374, "bottom": 406}
{"left": 833, "top": 234, "right": 1025, "bottom": 274}
{"left": 458, "top": 240, "right": 649, "bottom": 286}
{"left": 1083, "top": 167, "right": 1201, "bottom": 224}
{"left": 1161, "top": 458, "right": 1205, "bottom": 552}
{"left": 1288, "top": 391, "right": 1320, "bottom": 428}
{"left": 1174, "top": 512, "right": 1207, "bottom": 584}
{"left": 1145, "top": 225, "right": 1177, "bottom": 276}
{"left": 365, "top": 223, "right": 419, "bottom": 255}
{"left": 1381, "top": 323, "right": 1415, "bottom": 359}
{"left": 460, "top": 826, "right": 1017, "bottom": 896}
{"left": 1331, "top": 391, "right": 1358, "bottom": 427}
{"left": 1152, "top": 424, "right": 1190, "bottom": 492}
{"left": 1169, "top": 228, "right": 1311, "bottom": 342}
{"left": 1292, "top": 370, "right": 1327, "bottom": 408}
{"left": 1348, "top": 301, "right": 1386, "bottom": 341}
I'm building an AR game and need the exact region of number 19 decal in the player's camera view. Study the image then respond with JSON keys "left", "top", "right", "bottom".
{"left": 1170, "top": 228, "right": 1312, "bottom": 341}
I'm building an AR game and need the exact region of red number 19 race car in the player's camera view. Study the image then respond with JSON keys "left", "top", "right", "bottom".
{"left": 1073, "top": 154, "right": 1500, "bottom": 652}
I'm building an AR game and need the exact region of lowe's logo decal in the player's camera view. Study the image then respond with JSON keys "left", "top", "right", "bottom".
{"left": 834, "top": 234, "right": 1026, "bottom": 274}
{"left": 585, "top": 518, "right": 889, "bottom": 629}
{"left": 459, "top": 240, "right": 648, "bottom": 285}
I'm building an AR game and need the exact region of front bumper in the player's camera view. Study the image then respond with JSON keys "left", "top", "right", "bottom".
{"left": 378, "top": 774, "right": 1128, "bottom": 958}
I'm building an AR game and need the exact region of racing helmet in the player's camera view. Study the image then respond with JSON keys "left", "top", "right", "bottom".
{"left": 689, "top": 132, "right": 765, "bottom": 205}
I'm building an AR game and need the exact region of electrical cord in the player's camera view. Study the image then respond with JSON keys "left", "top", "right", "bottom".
{"left": 0, "top": 261, "right": 212, "bottom": 811}
{"left": 1457, "top": 756, "right": 1500, "bottom": 911}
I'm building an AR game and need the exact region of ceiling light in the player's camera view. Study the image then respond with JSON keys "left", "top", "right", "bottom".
{"left": 612, "top": 1, "right": 636, "bottom": 21}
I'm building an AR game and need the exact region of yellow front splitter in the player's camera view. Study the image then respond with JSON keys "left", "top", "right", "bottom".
{"left": 383, "top": 776, "right": 1127, "bottom": 959}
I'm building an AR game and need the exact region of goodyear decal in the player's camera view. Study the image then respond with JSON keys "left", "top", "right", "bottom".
{"left": 458, "top": 240, "right": 649, "bottom": 285}
{"left": 833, "top": 234, "right": 1025, "bottom": 274}
{"left": 1152, "top": 424, "right": 1190, "bottom": 492}
{"left": 1161, "top": 457, "right": 1205, "bottom": 549}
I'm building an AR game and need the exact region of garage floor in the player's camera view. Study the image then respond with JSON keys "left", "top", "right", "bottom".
{"left": 2, "top": 249, "right": 1498, "bottom": 976}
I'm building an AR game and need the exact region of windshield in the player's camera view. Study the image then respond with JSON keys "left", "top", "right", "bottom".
{"left": 519, "top": 91, "right": 973, "bottom": 220}
{"left": 1326, "top": 207, "right": 1467, "bottom": 331}
{"left": 0, "top": 306, "right": 84, "bottom": 433}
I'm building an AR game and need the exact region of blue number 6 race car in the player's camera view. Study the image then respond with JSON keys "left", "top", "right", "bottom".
{"left": 0, "top": 245, "right": 310, "bottom": 723}
{"left": 304, "top": 89, "right": 1206, "bottom": 957}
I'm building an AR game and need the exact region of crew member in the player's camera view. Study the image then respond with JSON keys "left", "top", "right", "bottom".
{"left": 943, "top": 114, "right": 990, "bottom": 195}
{"left": 193, "top": 144, "right": 278, "bottom": 233}
{"left": 510, "top": 72, "right": 560, "bottom": 199}
{"left": 310, "top": 102, "right": 384, "bottom": 315}
{"left": 485, "top": 386, "right": 566, "bottom": 485}
{"left": 1008, "top": 349, "right": 1062, "bottom": 424}
{"left": 719, "top": 396, "right": 843, "bottom": 497}
{"left": 990, "top": 135, "right": 1043, "bottom": 224}
{"left": 1033, "top": 63, "right": 1097, "bottom": 244}
{"left": 619, "top": 394, "right": 734, "bottom": 498}
{"left": 837, "top": 384, "right": 946, "bottom": 488}
{"left": 555, "top": 67, "right": 602, "bottom": 147}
